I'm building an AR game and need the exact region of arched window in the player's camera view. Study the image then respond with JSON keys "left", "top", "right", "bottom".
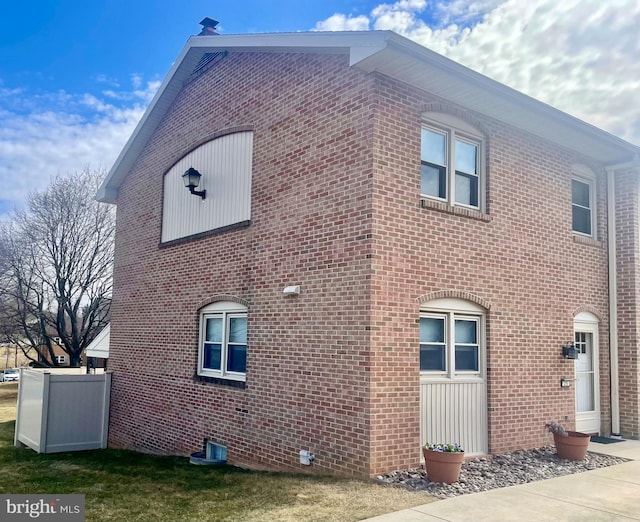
{"left": 198, "top": 301, "right": 248, "bottom": 381}
{"left": 420, "top": 298, "right": 485, "bottom": 379}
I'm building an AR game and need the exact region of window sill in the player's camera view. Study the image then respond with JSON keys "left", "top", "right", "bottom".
{"left": 419, "top": 199, "right": 491, "bottom": 222}
{"left": 194, "top": 374, "right": 247, "bottom": 389}
{"left": 572, "top": 234, "right": 602, "bottom": 248}
{"left": 420, "top": 375, "right": 484, "bottom": 384}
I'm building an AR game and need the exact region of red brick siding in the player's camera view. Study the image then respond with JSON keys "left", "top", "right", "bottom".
{"left": 367, "top": 74, "right": 610, "bottom": 469}
{"left": 109, "top": 50, "right": 614, "bottom": 478}
{"left": 615, "top": 170, "right": 640, "bottom": 438}
{"left": 110, "top": 53, "right": 376, "bottom": 476}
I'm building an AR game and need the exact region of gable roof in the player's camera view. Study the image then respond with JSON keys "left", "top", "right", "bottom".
{"left": 97, "top": 30, "right": 640, "bottom": 203}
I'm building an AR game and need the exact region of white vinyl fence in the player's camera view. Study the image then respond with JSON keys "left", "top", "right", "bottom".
{"left": 14, "top": 369, "right": 111, "bottom": 453}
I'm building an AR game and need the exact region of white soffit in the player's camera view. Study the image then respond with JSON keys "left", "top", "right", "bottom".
{"left": 353, "top": 34, "right": 639, "bottom": 165}
{"left": 97, "top": 30, "right": 640, "bottom": 203}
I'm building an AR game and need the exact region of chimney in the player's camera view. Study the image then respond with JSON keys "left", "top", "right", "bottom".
{"left": 199, "top": 17, "right": 220, "bottom": 36}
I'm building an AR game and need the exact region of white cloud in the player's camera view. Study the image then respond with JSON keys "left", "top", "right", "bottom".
{"left": 371, "top": 0, "right": 426, "bottom": 31}
{"left": 432, "top": 0, "right": 505, "bottom": 25}
{"left": 0, "top": 78, "right": 159, "bottom": 219}
{"left": 135, "top": 80, "right": 162, "bottom": 105}
{"left": 131, "top": 73, "right": 143, "bottom": 90}
{"left": 315, "top": 0, "right": 640, "bottom": 147}
{"left": 2, "top": 1, "right": 639, "bottom": 219}
{"left": 314, "top": 13, "right": 370, "bottom": 31}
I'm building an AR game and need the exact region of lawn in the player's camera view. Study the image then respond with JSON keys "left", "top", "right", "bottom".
{"left": 0, "top": 383, "right": 432, "bottom": 521}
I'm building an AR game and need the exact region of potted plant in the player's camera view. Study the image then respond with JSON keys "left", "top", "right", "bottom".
{"left": 423, "top": 442, "right": 465, "bottom": 484}
{"left": 546, "top": 421, "right": 591, "bottom": 461}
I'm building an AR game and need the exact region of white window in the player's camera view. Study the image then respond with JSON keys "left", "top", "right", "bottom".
{"left": 571, "top": 164, "right": 597, "bottom": 237}
{"left": 421, "top": 114, "right": 484, "bottom": 210}
{"left": 420, "top": 298, "right": 484, "bottom": 378}
{"left": 198, "top": 301, "right": 248, "bottom": 381}
{"left": 55, "top": 355, "right": 67, "bottom": 364}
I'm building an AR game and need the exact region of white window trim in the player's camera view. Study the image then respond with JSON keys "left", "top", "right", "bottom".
{"left": 55, "top": 354, "right": 67, "bottom": 364}
{"left": 421, "top": 113, "right": 486, "bottom": 212}
{"left": 420, "top": 313, "right": 448, "bottom": 377}
{"left": 420, "top": 298, "right": 485, "bottom": 382}
{"left": 198, "top": 301, "right": 247, "bottom": 381}
{"left": 572, "top": 164, "right": 597, "bottom": 239}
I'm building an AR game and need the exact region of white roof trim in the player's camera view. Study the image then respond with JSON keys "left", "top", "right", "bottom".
{"left": 97, "top": 30, "right": 640, "bottom": 204}
{"left": 420, "top": 298, "right": 485, "bottom": 314}
{"left": 85, "top": 324, "right": 110, "bottom": 358}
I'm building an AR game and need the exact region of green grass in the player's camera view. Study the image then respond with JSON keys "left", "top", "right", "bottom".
{"left": 0, "top": 383, "right": 431, "bottom": 521}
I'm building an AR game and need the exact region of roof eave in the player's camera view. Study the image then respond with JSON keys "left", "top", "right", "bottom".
{"left": 97, "top": 30, "right": 640, "bottom": 203}
{"left": 97, "top": 40, "right": 208, "bottom": 203}
{"left": 97, "top": 31, "right": 391, "bottom": 203}
{"left": 352, "top": 33, "right": 640, "bottom": 164}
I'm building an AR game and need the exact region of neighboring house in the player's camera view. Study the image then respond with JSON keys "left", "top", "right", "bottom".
{"left": 37, "top": 300, "right": 111, "bottom": 368}
{"left": 37, "top": 338, "right": 71, "bottom": 367}
{"left": 97, "top": 27, "right": 640, "bottom": 477}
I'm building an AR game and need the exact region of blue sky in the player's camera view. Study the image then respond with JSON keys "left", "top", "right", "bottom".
{"left": 0, "top": 1, "right": 388, "bottom": 96}
{"left": 1, "top": 0, "right": 639, "bottom": 218}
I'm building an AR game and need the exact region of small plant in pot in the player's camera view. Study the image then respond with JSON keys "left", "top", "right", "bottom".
{"left": 546, "top": 421, "right": 591, "bottom": 461}
{"left": 423, "top": 442, "right": 465, "bottom": 484}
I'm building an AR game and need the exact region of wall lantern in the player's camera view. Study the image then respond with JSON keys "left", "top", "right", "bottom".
{"left": 562, "top": 342, "right": 579, "bottom": 360}
{"left": 182, "top": 167, "right": 206, "bottom": 200}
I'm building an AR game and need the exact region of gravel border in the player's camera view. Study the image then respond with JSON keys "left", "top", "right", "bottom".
{"left": 376, "top": 447, "right": 630, "bottom": 499}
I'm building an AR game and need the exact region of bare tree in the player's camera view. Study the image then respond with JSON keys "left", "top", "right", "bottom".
{"left": 0, "top": 169, "right": 114, "bottom": 366}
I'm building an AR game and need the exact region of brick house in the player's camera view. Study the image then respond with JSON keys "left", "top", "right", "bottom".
{"left": 97, "top": 29, "right": 640, "bottom": 477}
{"left": 37, "top": 340, "right": 71, "bottom": 367}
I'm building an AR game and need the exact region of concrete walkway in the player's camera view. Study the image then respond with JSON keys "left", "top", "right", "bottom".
{"left": 365, "top": 439, "right": 640, "bottom": 522}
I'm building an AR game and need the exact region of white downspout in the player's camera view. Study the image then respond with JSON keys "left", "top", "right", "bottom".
{"left": 606, "top": 166, "right": 621, "bottom": 436}
{"left": 606, "top": 157, "right": 640, "bottom": 436}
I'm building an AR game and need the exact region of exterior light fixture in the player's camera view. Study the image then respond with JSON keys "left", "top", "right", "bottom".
{"left": 562, "top": 342, "right": 579, "bottom": 360}
{"left": 283, "top": 285, "right": 301, "bottom": 296}
{"left": 182, "top": 167, "right": 206, "bottom": 200}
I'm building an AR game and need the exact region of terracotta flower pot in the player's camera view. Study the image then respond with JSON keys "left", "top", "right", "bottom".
{"left": 423, "top": 448, "right": 465, "bottom": 484}
{"left": 553, "top": 431, "right": 591, "bottom": 461}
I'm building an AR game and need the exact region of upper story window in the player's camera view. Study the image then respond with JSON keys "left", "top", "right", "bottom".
{"left": 198, "top": 301, "right": 248, "bottom": 382}
{"left": 420, "top": 298, "right": 485, "bottom": 379}
{"left": 421, "top": 113, "right": 485, "bottom": 211}
{"left": 571, "top": 165, "right": 596, "bottom": 238}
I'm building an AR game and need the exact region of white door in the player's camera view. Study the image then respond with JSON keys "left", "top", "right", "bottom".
{"left": 574, "top": 314, "right": 600, "bottom": 434}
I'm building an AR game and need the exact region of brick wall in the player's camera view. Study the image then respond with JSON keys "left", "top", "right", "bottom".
{"left": 615, "top": 170, "right": 640, "bottom": 438}
{"left": 366, "top": 74, "right": 610, "bottom": 470}
{"left": 109, "top": 52, "right": 376, "bottom": 476}
{"left": 109, "top": 50, "right": 613, "bottom": 477}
